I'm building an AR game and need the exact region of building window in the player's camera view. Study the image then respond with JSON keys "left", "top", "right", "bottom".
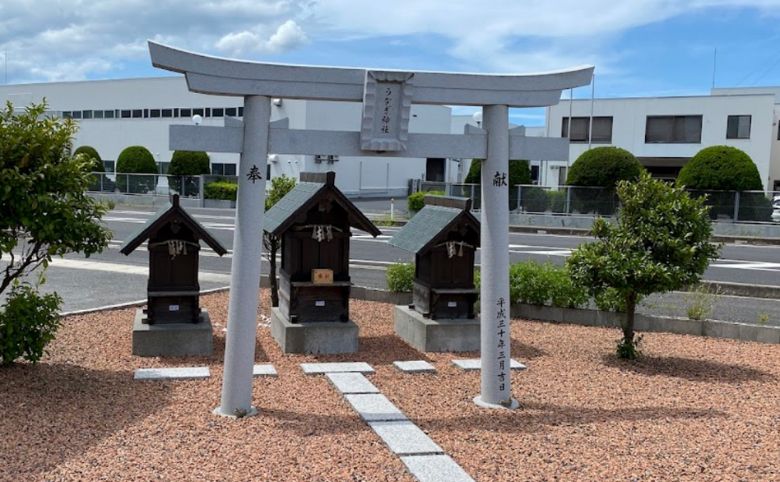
{"left": 150, "top": 109, "right": 161, "bottom": 118}
{"left": 94, "top": 110, "right": 104, "bottom": 119}
{"left": 103, "top": 160, "right": 115, "bottom": 172}
{"left": 225, "top": 107, "right": 237, "bottom": 117}
{"left": 104, "top": 110, "right": 115, "bottom": 119}
{"left": 204, "top": 108, "right": 211, "bottom": 117}
{"left": 143, "top": 109, "right": 149, "bottom": 118}
{"left": 121, "top": 110, "right": 132, "bottom": 118}
{"left": 557, "top": 167, "right": 567, "bottom": 187}
{"left": 180, "top": 108, "right": 191, "bottom": 117}
{"left": 158, "top": 162, "right": 170, "bottom": 174}
{"left": 212, "top": 108, "right": 224, "bottom": 117}
{"left": 82, "top": 110, "right": 93, "bottom": 119}
{"left": 161, "top": 109, "right": 172, "bottom": 118}
{"left": 62, "top": 111, "right": 72, "bottom": 119}
{"left": 238, "top": 106, "right": 244, "bottom": 117}
{"left": 193, "top": 108, "right": 204, "bottom": 116}
{"left": 224, "top": 163, "right": 237, "bottom": 176}
{"left": 645, "top": 115, "right": 702, "bottom": 143}
{"left": 561, "top": 116, "right": 613, "bottom": 143}
{"left": 726, "top": 115, "right": 751, "bottom": 139}
{"left": 132, "top": 109, "right": 142, "bottom": 118}
{"left": 71, "top": 111, "right": 82, "bottom": 119}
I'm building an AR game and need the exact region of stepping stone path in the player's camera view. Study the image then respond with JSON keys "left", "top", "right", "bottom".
{"left": 253, "top": 364, "right": 277, "bottom": 377}
{"left": 302, "top": 362, "right": 475, "bottom": 482}
{"left": 452, "top": 358, "right": 527, "bottom": 371}
{"left": 134, "top": 366, "right": 210, "bottom": 380}
{"left": 393, "top": 360, "right": 436, "bottom": 373}
{"left": 300, "top": 362, "right": 374, "bottom": 374}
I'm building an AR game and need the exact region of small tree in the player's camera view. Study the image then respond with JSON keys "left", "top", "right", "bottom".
{"left": 168, "top": 150, "right": 210, "bottom": 195}
{"left": 0, "top": 102, "right": 111, "bottom": 364}
{"left": 464, "top": 159, "right": 531, "bottom": 185}
{"left": 263, "top": 175, "right": 297, "bottom": 307}
{"left": 115, "top": 145, "right": 157, "bottom": 193}
{"left": 567, "top": 172, "right": 720, "bottom": 359}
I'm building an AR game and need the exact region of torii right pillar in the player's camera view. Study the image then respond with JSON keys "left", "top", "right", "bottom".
{"left": 475, "top": 104, "right": 518, "bottom": 409}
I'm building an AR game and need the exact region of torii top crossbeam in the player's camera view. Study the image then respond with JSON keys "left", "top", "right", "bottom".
{"left": 149, "top": 41, "right": 593, "bottom": 107}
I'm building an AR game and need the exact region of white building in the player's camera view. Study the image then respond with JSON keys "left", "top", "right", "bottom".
{"left": 545, "top": 92, "right": 778, "bottom": 191}
{"left": 0, "top": 76, "right": 454, "bottom": 197}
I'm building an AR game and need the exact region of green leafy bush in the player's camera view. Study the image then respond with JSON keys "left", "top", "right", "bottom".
{"left": 168, "top": 150, "right": 210, "bottom": 195}
{"left": 407, "top": 190, "right": 444, "bottom": 213}
{"left": 386, "top": 263, "right": 414, "bottom": 293}
{"left": 508, "top": 261, "right": 587, "bottom": 308}
{"left": 521, "top": 186, "right": 549, "bottom": 212}
{"left": 677, "top": 146, "right": 771, "bottom": 221}
{"left": 465, "top": 159, "right": 531, "bottom": 185}
{"left": 116, "top": 145, "right": 157, "bottom": 193}
{"left": 0, "top": 283, "right": 62, "bottom": 366}
{"left": 204, "top": 180, "right": 238, "bottom": 201}
{"left": 73, "top": 145, "right": 103, "bottom": 172}
{"left": 547, "top": 190, "right": 566, "bottom": 213}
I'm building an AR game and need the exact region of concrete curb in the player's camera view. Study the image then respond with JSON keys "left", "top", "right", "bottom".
{"left": 700, "top": 281, "right": 780, "bottom": 299}
{"left": 510, "top": 303, "right": 779, "bottom": 345}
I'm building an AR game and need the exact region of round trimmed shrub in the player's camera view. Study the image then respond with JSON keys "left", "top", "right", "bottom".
{"left": 677, "top": 145, "right": 770, "bottom": 221}
{"left": 566, "top": 147, "right": 643, "bottom": 188}
{"left": 407, "top": 190, "right": 444, "bottom": 213}
{"left": 677, "top": 146, "right": 762, "bottom": 191}
{"left": 116, "top": 146, "right": 157, "bottom": 193}
{"left": 168, "top": 150, "right": 210, "bottom": 195}
{"left": 204, "top": 180, "right": 238, "bottom": 201}
{"left": 73, "top": 145, "right": 103, "bottom": 172}
{"left": 567, "top": 147, "right": 643, "bottom": 215}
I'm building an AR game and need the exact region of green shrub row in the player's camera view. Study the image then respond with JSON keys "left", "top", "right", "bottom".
{"left": 407, "top": 190, "right": 445, "bottom": 212}
{"left": 204, "top": 180, "right": 238, "bottom": 201}
{"left": 509, "top": 261, "right": 588, "bottom": 308}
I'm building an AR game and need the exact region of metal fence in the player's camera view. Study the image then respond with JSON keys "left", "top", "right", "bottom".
{"left": 87, "top": 173, "right": 239, "bottom": 199}
{"left": 417, "top": 181, "right": 780, "bottom": 224}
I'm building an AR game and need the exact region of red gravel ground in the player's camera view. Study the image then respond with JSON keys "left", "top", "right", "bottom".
{"left": 1, "top": 289, "right": 778, "bottom": 481}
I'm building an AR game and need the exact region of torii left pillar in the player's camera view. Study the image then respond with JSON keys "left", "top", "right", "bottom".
{"left": 213, "top": 95, "right": 271, "bottom": 417}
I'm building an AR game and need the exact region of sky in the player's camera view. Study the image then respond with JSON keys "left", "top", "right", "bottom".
{"left": 2, "top": 0, "right": 780, "bottom": 125}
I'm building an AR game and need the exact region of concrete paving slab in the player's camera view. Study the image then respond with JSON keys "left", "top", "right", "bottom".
{"left": 452, "top": 359, "right": 526, "bottom": 371}
{"left": 134, "top": 366, "right": 210, "bottom": 380}
{"left": 326, "top": 372, "right": 379, "bottom": 394}
{"left": 400, "top": 454, "right": 474, "bottom": 482}
{"left": 344, "top": 394, "right": 407, "bottom": 422}
{"left": 300, "top": 362, "right": 374, "bottom": 374}
{"left": 253, "top": 364, "right": 277, "bottom": 377}
{"left": 368, "top": 421, "right": 443, "bottom": 456}
{"left": 393, "top": 360, "right": 436, "bottom": 373}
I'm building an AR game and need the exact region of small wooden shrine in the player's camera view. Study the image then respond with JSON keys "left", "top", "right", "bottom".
{"left": 389, "top": 195, "right": 480, "bottom": 319}
{"left": 264, "top": 171, "right": 380, "bottom": 323}
{"left": 120, "top": 194, "right": 227, "bottom": 324}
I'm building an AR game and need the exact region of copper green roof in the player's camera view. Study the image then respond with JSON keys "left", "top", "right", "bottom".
{"left": 389, "top": 196, "right": 479, "bottom": 254}
{"left": 263, "top": 171, "right": 381, "bottom": 237}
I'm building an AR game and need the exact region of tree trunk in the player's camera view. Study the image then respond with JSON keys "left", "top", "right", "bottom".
{"left": 269, "top": 235, "right": 279, "bottom": 308}
{"left": 623, "top": 291, "right": 637, "bottom": 347}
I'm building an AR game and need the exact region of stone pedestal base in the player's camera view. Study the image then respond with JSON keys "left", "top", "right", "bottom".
{"left": 394, "top": 305, "right": 480, "bottom": 352}
{"left": 270, "top": 307, "right": 358, "bottom": 354}
{"left": 132, "top": 308, "right": 213, "bottom": 357}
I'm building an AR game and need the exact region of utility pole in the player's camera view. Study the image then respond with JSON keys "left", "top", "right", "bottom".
{"left": 711, "top": 48, "right": 717, "bottom": 90}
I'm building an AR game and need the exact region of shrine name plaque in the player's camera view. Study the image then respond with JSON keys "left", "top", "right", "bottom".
{"left": 360, "top": 70, "right": 414, "bottom": 152}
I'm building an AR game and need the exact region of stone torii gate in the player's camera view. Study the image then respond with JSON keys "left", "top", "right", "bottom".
{"left": 148, "top": 41, "right": 593, "bottom": 416}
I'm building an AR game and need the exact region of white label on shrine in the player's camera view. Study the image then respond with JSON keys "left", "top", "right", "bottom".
{"left": 315, "top": 300, "right": 326, "bottom": 307}
{"left": 169, "top": 304, "right": 180, "bottom": 312}
{"left": 448, "top": 301, "right": 458, "bottom": 308}
{"left": 360, "top": 70, "right": 414, "bottom": 152}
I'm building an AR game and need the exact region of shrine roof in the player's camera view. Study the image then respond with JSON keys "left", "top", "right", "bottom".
{"left": 389, "top": 196, "right": 479, "bottom": 254}
{"left": 263, "top": 172, "right": 381, "bottom": 237}
{"left": 119, "top": 195, "right": 228, "bottom": 255}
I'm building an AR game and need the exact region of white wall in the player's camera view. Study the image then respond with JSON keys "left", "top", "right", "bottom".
{"left": 547, "top": 93, "right": 776, "bottom": 190}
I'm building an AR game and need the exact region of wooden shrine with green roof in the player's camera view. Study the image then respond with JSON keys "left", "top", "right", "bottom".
{"left": 264, "top": 171, "right": 381, "bottom": 325}
{"left": 389, "top": 195, "right": 479, "bottom": 320}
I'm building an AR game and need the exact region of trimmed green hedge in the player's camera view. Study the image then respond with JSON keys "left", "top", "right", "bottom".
{"left": 509, "top": 260, "right": 588, "bottom": 309}
{"left": 567, "top": 147, "right": 643, "bottom": 188}
{"left": 73, "top": 145, "right": 103, "bottom": 172}
{"left": 204, "top": 180, "right": 238, "bottom": 201}
{"left": 116, "top": 145, "right": 156, "bottom": 193}
{"left": 407, "top": 190, "right": 444, "bottom": 212}
{"left": 677, "top": 146, "right": 771, "bottom": 221}
{"left": 168, "top": 150, "right": 210, "bottom": 195}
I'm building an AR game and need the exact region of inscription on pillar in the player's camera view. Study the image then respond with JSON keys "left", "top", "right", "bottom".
{"left": 360, "top": 70, "right": 414, "bottom": 152}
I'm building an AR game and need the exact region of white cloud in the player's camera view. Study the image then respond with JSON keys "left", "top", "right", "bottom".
{"left": 215, "top": 20, "right": 308, "bottom": 56}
